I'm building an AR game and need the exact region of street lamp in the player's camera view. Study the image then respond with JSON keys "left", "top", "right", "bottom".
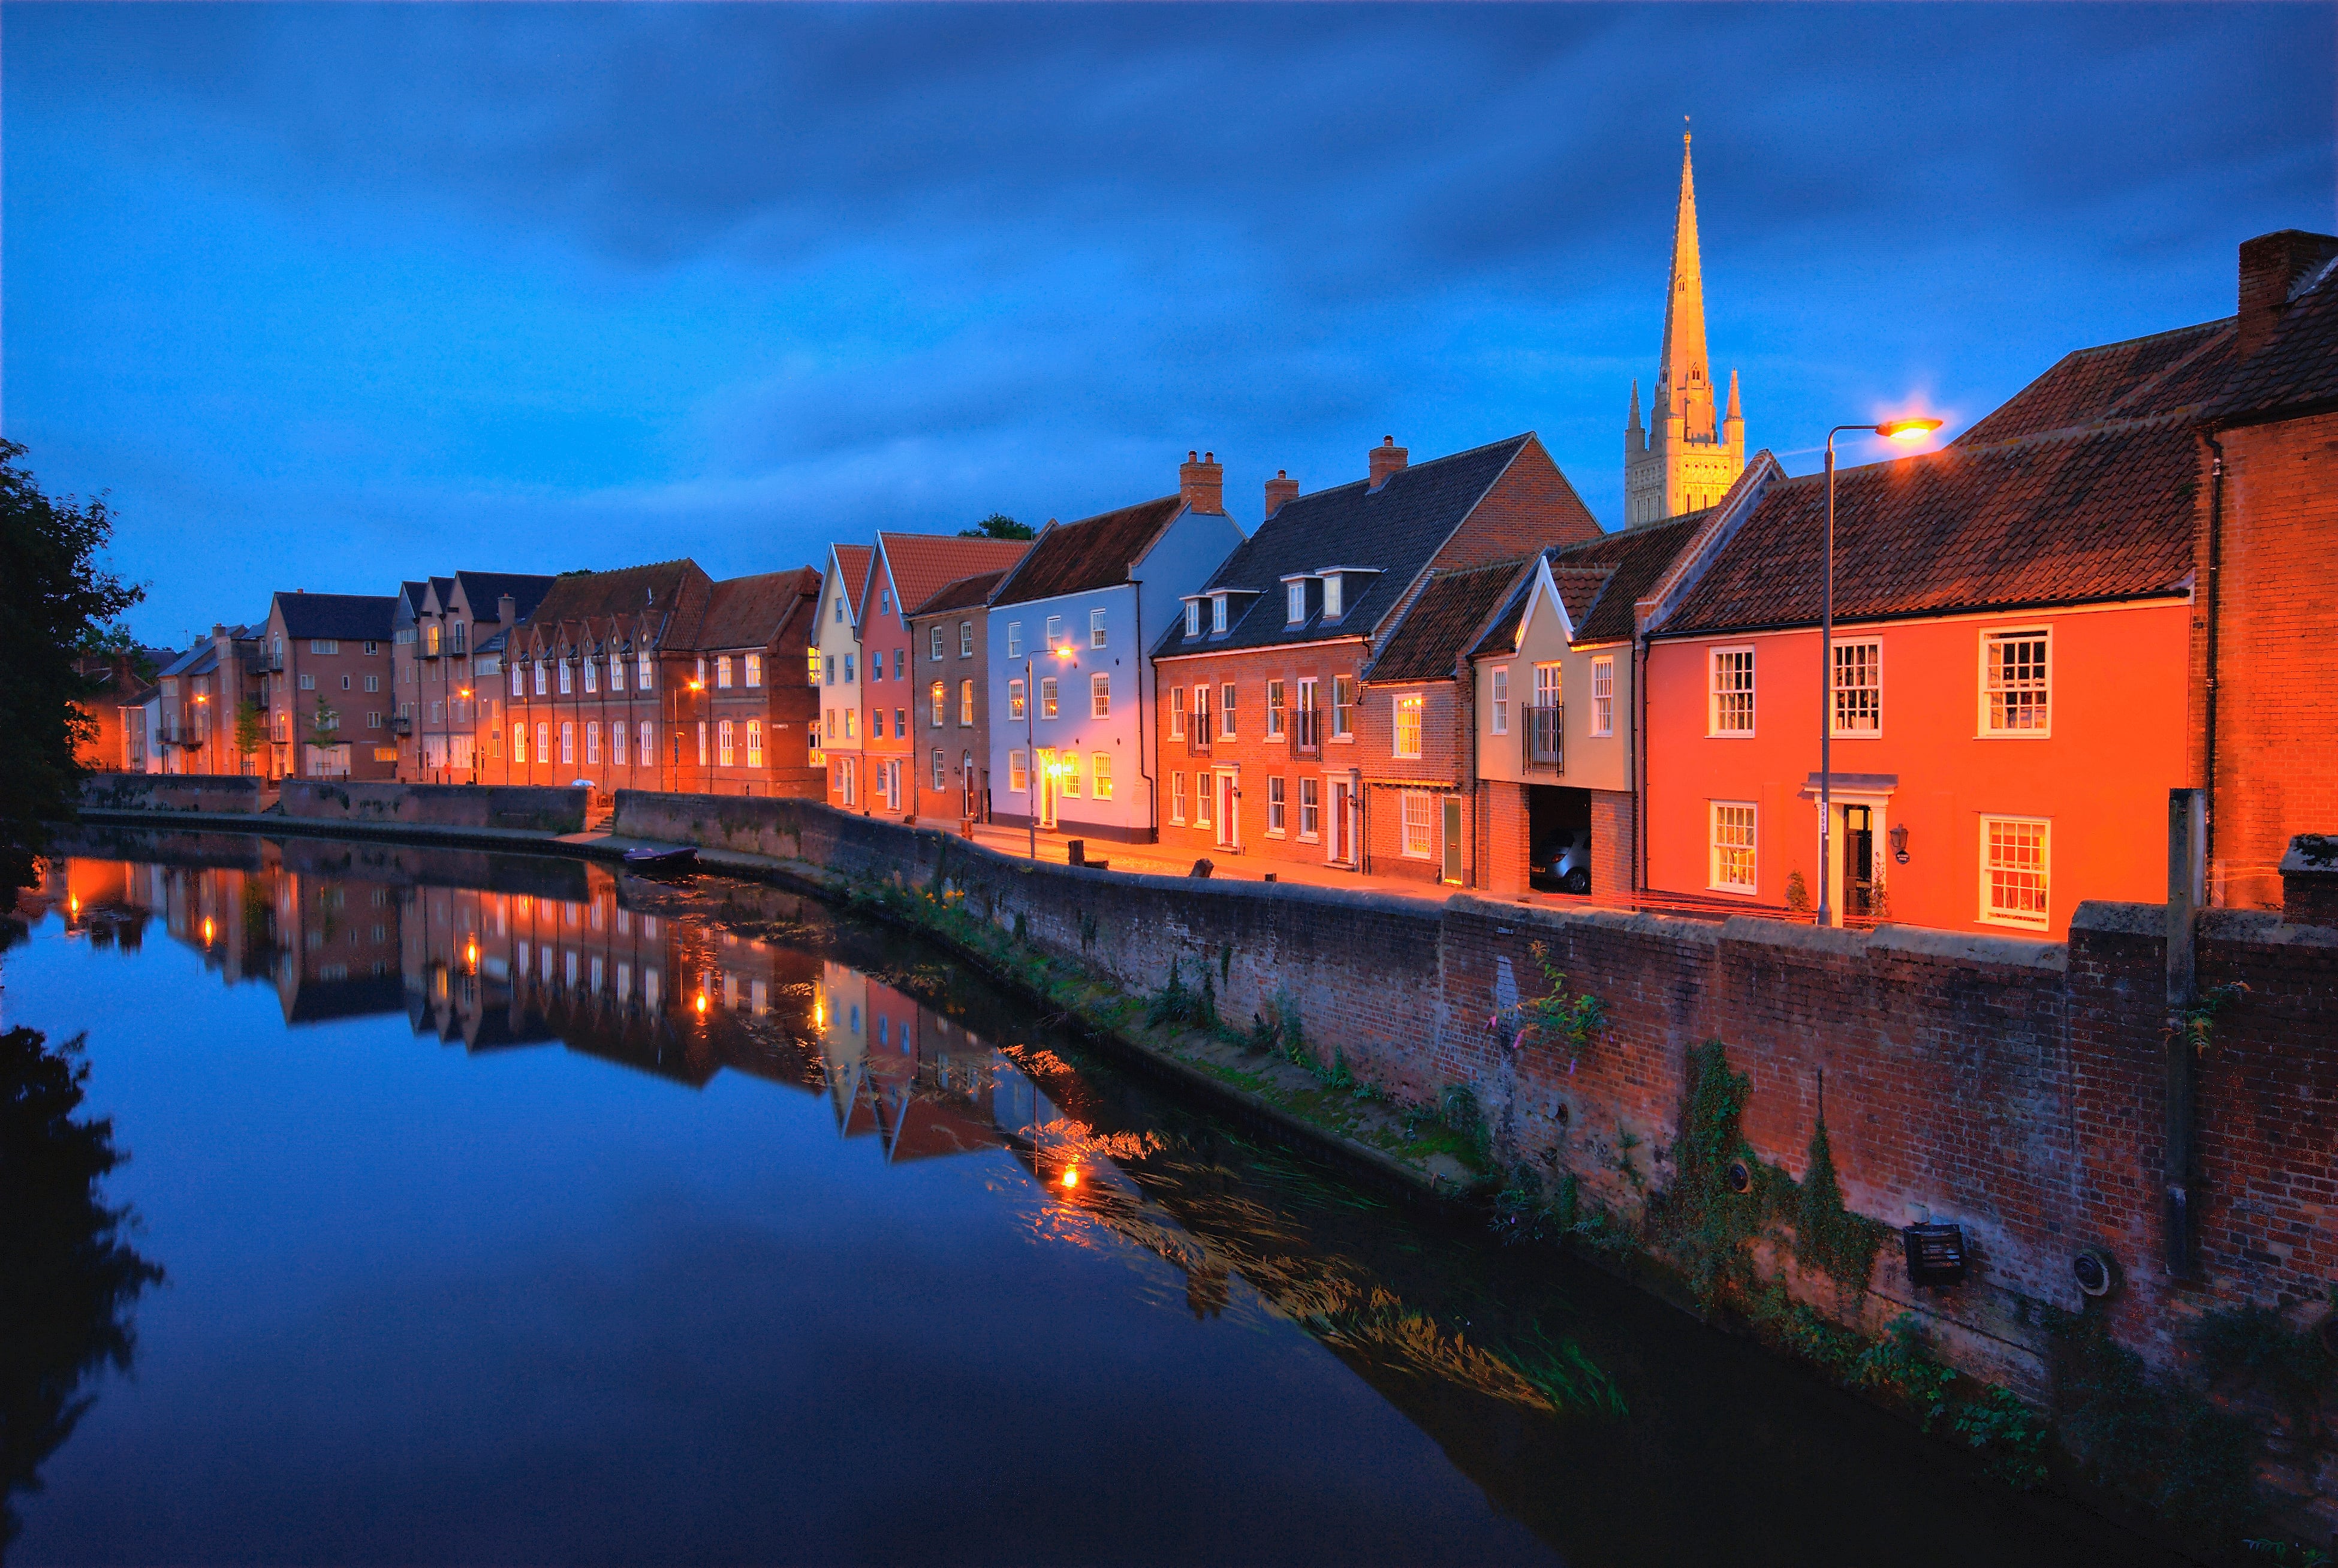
{"left": 1816, "top": 417, "right": 1942, "bottom": 927}
{"left": 1024, "top": 642, "right": 1076, "bottom": 860}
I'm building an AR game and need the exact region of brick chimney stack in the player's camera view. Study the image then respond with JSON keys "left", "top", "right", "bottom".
{"left": 2237, "top": 229, "right": 2338, "bottom": 360}
{"left": 1264, "top": 469, "right": 1299, "bottom": 518}
{"left": 1179, "top": 450, "right": 1225, "bottom": 514}
{"left": 498, "top": 593, "right": 517, "bottom": 627}
{"left": 1368, "top": 436, "right": 1408, "bottom": 490}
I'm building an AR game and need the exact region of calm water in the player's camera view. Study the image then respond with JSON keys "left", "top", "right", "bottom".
{"left": 2, "top": 829, "right": 2173, "bottom": 1568}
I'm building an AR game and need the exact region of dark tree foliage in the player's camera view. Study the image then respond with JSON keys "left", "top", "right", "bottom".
{"left": 0, "top": 442, "right": 144, "bottom": 895}
{"left": 1, "top": 1026, "right": 164, "bottom": 1554}
{"left": 957, "top": 513, "right": 1035, "bottom": 540}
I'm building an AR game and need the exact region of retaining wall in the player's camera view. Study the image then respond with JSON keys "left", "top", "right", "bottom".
{"left": 82, "top": 772, "right": 272, "bottom": 815}
{"left": 281, "top": 780, "right": 586, "bottom": 834}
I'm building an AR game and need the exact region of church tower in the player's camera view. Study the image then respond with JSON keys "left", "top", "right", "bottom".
{"left": 1625, "top": 129, "right": 1745, "bottom": 526}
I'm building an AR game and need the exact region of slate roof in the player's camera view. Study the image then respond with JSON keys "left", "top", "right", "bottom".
{"left": 1364, "top": 557, "right": 1535, "bottom": 684}
{"left": 273, "top": 592, "right": 396, "bottom": 641}
{"left": 697, "top": 567, "right": 820, "bottom": 650}
{"left": 2214, "top": 255, "right": 2338, "bottom": 424}
{"left": 990, "top": 496, "right": 1183, "bottom": 608}
{"left": 1954, "top": 318, "right": 2235, "bottom": 448}
{"left": 1152, "top": 433, "right": 1536, "bottom": 660}
{"left": 454, "top": 571, "right": 556, "bottom": 625}
{"left": 909, "top": 570, "right": 1008, "bottom": 618}
{"left": 871, "top": 533, "right": 1031, "bottom": 623}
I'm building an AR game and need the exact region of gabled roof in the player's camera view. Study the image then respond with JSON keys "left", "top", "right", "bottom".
{"left": 453, "top": 571, "right": 558, "bottom": 626}
{"left": 1152, "top": 434, "right": 1536, "bottom": 659}
{"left": 989, "top": 496, "right": 1184, "bottom": 608}
{"left": 1954, "top": 318, "right": 2235, "bottom": 448}
{"left": 2215, "top": 255, "right": 2338, "bottom": 425}
{"left": 909, "top": 569, "right": 1008, "bottom": 618}
{"left": 824, "top": 544, "right": 875, "bottom": 631}
{"left": 516, "top": 560, "right": 710, "bottom": 649}
{"left": 273, "top": 592, "right": 396, "bottom": 641}
{"left": 697, "top": 567, "right": 820, "bottom": 651}
{"left": 1516, "top": 510, "right": 1715, "bottom": 649}
{"left": 1364, "top": 557, "right": 1535, "bottom": 684}
{"left": 869, "top": 533, "right": 1031, "bottom": 626}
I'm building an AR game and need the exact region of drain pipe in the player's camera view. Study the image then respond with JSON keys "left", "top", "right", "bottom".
{"left": 2200, "top": 429, "right": 2225, "bottom": 890}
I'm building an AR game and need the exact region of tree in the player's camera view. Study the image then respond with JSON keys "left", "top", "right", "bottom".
{"left": 234, "top": 700, "right": 267, "bottom": 766}
{"left": 307, "top": 701, "right": 341, "bottom": 751}
{"left": 957, "top": 513, "right": 1034, "bottom": 541}
{"left": 0, "top": 442, "right": 144, "bottom": 896}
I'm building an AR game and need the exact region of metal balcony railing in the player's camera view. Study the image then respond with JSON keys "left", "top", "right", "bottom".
{"left": 1291, "top": 706, "right": 1321, "bottom": 757}
{"left": 1185, "top": 709, "right": 1213, "bottom": 754}
{"left": 1523, "top": 704, "right": 1563, "bottom": 771}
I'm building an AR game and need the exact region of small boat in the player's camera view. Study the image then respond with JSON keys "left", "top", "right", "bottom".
{"left": 622, "top": 845, "right": 698, "bottom": 873}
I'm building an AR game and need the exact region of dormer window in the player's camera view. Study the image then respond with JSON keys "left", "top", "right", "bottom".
{"left": 1286, "top": 582, "right": 1306, "bottom": 625}
{"left": 1322, "top": 575, "right": 1343, "bottom": 619}
{"left": 1211, "top": 595, "right": 1228, "bottom": 635}
{"left": 1184, "top": 601, "right": 1201, "bottom": 638}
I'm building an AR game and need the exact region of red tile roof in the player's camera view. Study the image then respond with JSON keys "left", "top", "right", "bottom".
{"left": 828, "top": 544, "right": 873, "bottom": 626}
{"left": 909, "top": 569, "right": 1008, "bottom": 618}
{"left": 1954, "top": 318, "right": 2234, "bottom": 448}
{"left": 697, "top": 567, "right": 821, "bottom": 650}
{"left": 990, "top": 496, "right": 1183, "bottom": 608}
{"left": 1365, "top": 556, "right": 1535, "bottom": 683}
{"left": 2215, "top": 257, "right": 2338, "bottom": 425}
{"left": 871, "top": 533, "right": 1030, "bottom": 625}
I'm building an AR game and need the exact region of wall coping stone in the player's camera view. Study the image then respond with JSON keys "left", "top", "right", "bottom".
{"left": 1448, "top": 894, "right": 1725, "bottom": 949}
{"left": 2068, "top": 899, "right": 2164, "bottom": 937}
{"left": 2202, "top": 906, "right": 2338, "bottom": 950}
{"left": 1867, "top": 922, "right": 2068, "bottom": 972}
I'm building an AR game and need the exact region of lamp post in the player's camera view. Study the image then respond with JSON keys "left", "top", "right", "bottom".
{"left": 1816, "top": 417, "right": 1942, "bottom": 927}
{"left": 1024, "top": 642, "right": 1076, "bottom": 861}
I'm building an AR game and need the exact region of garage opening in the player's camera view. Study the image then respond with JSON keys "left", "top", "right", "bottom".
{"left": 1529, "top": 784, "right": 1593, "bottom": 895}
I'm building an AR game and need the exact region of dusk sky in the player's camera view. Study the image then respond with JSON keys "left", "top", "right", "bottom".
{"left": 5, "top": 2, "right": 2331, "bottom": 649}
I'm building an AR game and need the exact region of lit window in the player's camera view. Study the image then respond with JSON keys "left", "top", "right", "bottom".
{"left": 697, "top": 722, "right": 707, "bottom": 765}
{"left": 746, "top": 721, "right": 763, "bottom": 768}
{"left": 1394, "top": 694, "right": 1424, "bottom": 758}
{"left": 536, "top": 722, "right": 549, "bottom": 762}
{"left": 1981, "top": 817, "right": 2051, "bottom": 927}
{"left": 560, "top": 722, "right": 574, "bottom": 765}
{"left": 1833, "top": 641, "right": 1880, "bottom": 734}
{"left": 930, "top": 681, "right": 946, "bottom": 727}
{"left": 1491, "top": 667, "right": 1510, "bottom": 735}
{"left": 718, "top": 719, "right": 735, "bottom": 767}
{"left": 1710, "top": 803, "right": 1757, "bottom": 892}
{"left": 1983, "top": 629, "right": 2050, "bottom": 735}
{"left": 586, "top": 722, "right": 601, "bottom": 765}
{"left": 1401, "top": 791, "right": 1432, "bottom": 858}
{"left": 808, "top": 649, "right": 822, "bottom": 686}
{"left": 1059, "top": 753, "right": 1080, "bottom": 798}
{"left": 844, "top": 709, "right": 857, "bottom": 740}
{"left": 1090, "top": 608, "right": 1107, "bottom": 648}
{"left": 1170, "top": 771, "right": 1187, "bottom": 823}
{"left": 1710, "top": 647, "right": 1755, "bottom": 735}
{"left": 1090, "top": 673, "right": 1110, "bottom": 718}
{"left": 959, "top": 680, "right": 974, "bottom": 726}
{"left": 1090, "top": 752, "right": 1111, "bottom": 800}
{"left": 1266, "top": 680, "right": 1285, "bottom": 738}
{"left": 1008, "top": 679, "right": 1026, "bottom": 720}
{"left": 1040, "top": 677, "right": 1059, "bottom": 719}
{"left": 638, "top": 720, "right": 653, "bottom": 761}
{"left": 1009, "top": 750, "right": 1028, "bottom": 793}
{"left": 744, "top": 654, "right": 762, "bottom": 688}
{"left": 1591, "top": 657, "right": 1615, "bottom": 737}
{"left": 1267, "top": 776, "right": 1286, "bottom": 835}
{"left": 513, "top": 723, "right": 528, "bottom": 763}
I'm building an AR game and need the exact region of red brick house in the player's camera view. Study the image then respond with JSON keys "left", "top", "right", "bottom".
{"left": 1150, "top": 433, "right": 1601, "bottom": 878}
{"left": 906, "top": 569, "right": 1011, "bottom": 825}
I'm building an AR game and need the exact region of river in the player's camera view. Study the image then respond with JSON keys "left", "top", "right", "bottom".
{"left": 1, "top": 829, "right": 2176, "bottom": 1566}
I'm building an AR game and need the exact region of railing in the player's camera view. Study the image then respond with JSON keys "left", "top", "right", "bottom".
{"left": 389, "top": 715, "right": 413, "bottom": 735}
{"left": 1524, "top": 704, "right": 1563, "bottom": 771}
{"left": 1184, "top": 709, "right": 1213, "bottom": 754}
{"left": 1291, "top": 706, "right": 1321, "bottom": 758}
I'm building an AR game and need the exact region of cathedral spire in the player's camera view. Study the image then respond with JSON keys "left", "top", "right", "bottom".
{"left": 1657, "top": 124, "right": 1711, "bottom": 412}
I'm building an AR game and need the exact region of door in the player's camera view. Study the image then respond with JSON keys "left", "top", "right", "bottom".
{"left": 1035, "top": 749, "right": 1058, "bottom": 829}
{"left": 1216, "top": 772, "right": 1239, "bottom": 849}
{"left": 1327, "top": 778, "right": 1353, "bottom": 864}
{"left": 1845, "top": 804, "right": 1875, "bottom": 916}
{"left": 1441, "top": 797, "right": 1463, "bottom": 884}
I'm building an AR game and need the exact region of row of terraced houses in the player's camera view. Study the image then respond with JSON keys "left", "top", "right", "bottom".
{"left": 97, "top": 146, "right": 2338, "bottom": 939}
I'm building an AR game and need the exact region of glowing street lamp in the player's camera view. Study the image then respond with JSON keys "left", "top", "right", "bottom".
{"left": 1816, "top": 417, "right": 1944, "bottom": 928}
{"left": 1022, "top": 641, "right": 1079, "bottom": 861}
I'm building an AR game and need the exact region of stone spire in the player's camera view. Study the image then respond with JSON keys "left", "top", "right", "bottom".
{"left": 1655, "top": 126, "right": 1716, "bottom": 443}
{"left": 1627, "top": 377, "right": 1644, "bottom": 453}
{"left": 1624, "top": 124, "right": 1742, "bottom": 527}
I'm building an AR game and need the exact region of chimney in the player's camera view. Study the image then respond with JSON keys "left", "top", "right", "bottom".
{"left": 1368, "top": 436, "right": 1408, "bottom": 489}
{"left": 498, "top": 593, "right": 517, "bottom": 626}
{"left": 2237, "top": 229, "right": 2338, "bottom": 360}
{"left": 1264, "top": 469, "right": 1299, "bottom": 518}
{"left": 1179, "top": 449, "right": 1225, "bottom": 514}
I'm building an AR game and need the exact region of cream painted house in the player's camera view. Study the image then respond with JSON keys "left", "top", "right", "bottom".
{"left": 813, "top": 543, "right": 873, "bottom": 808}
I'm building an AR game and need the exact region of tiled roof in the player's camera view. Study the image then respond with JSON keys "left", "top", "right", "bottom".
{"left": 518, "top": 560, "right": 711, "bottom": 649}
{"left": 453, "top": 571, "right": 557, "bottom": 625}
{"left": 990, "top": 496, "right": 1183, "bottom": 608}
{"left": 1152, "top": 434, "right": 1534, "bottom": 660}
{"left": 1658, "top": 420, "right": 2198, "bottom": 637}
{"left": 829, "top": 544, "right": 873, "bottom": 626}
{"left": 872, "top": 533, "right": 1031, "bottom": 623}
{"left": 909, "top": 569, "right": 1008, "bottom": 618}
{"left": 1954, "top": 318, "right": 2234, "bottom": 448}
{"left": 1364, "top": 557, "right": 1535, "bottom": 684}
{"left": 1560, "top": 511, "right": 1713, "bottom": 646}
{"left": 697, "top": 567, "right": 820, "bottom": 650}
{"left": 2214, "top": 258, "right": 2338, "bottom": 424}
{"left": 273, "top": 592, "right": 396, "bottom": 641}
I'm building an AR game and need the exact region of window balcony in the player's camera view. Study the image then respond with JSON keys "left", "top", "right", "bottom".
{"left": 1289, "top": 707, "right": 1321, "bottom": 758}
{"left": 1523, "top": 704, "right": 1563, "bottom": 771}
{"left": 1184, "top": 710, "right": 1213, "bottom": 755}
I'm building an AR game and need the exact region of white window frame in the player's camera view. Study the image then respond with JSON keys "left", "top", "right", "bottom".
{"left": 959, "top": 679, "right": 975, "bottom": 726}
{"left": 586, "top": 722, "right": 601, "bottom": 765}
{"left": 1266, "top": 775, "right": 1286, "bottom": 836}
{"left": 1040, "top": 676, "right": 1059, "bottom": 719}
{"left": 1978, "top": 815, "right": 2052, "bottom": 928}
{"left": 1090, "top": 672, "right": 1110, "bottom": 719}
{"left": 583, "top": 658, "right": 598, "bottom": 693}
{"left": 1168, "top": 685, "right": 1185, "bottom": 740}
{"left": 1980, "top": 628, "right": 2052, "bottom": 738}
{"left": 1007, "top": 622, "right": 1023, "bottom": 659}
{"left": 1211, "top": 596, "right": 1228, "bottom": 634}
{"left": 1219, "top": 683, "right": 1236, "bottom": 738}
{"left": 1008, "top": 677, "right": 1026, "bottom": 720}
{"left": 1831, "top": 640, "right": 1882, "bottom": 737}
{"left": 1010, "top": 750, "right": 1029, "bottom": 793}
{"left": 960, "top": 620, "right": 974, "bottom": 658}
{"left": 746, "top": 720, "right": 763, "bottom": 768}
{"left": 638, "top": 720, "right": 653, "bottom": 762}
{"left": 1709, "top": 801, "right": 1758, "bottom": 894}
{"left": 930, "top": 680, "right": 947, "bottom": 728}
{"left": 1169, "top": 770, "right": 1186, "bottom": 824}
{"left": 1045, "top": 614, "right": 1063, "bottom": 650}
{"left": 1266, "top": 679, "right": 1285, "bottom": 738}
{"left": 559, "top": 661, "right": 573, "bottom": 696}
{"left": 1394, "top": 693, "right": 1424, "bottom": 759}
{"left": 1490, "top": 666, "right": 1510, "bottom": 735}
{"left": 1709, "top": 646, "right": 1755, "bottom": 737}
{"left": 1090, "top": 608, "right": 1107, "bottom": 648}
{"left": 1298, "top": 776, "right": 1320, "bottom": 840}
{"left": 745, "top": 653, "right": 762, "bottom": 689}
{"left": 932, "top": 748, "right": 947, "bottom": 789}
{"left": 930, "top": 625, "right": 945, "bottom": 661}
{"left": 1331, "top": 676, "right": 1355, "bottom": 739}
{"left": 1183, "top": 601, "right": 1201, "bottom": 638}
{"left": 1400, "top": 790, "right": 1433, "bottom": 859}
{"left": 1322, "top": 574, "right": 1343, "bottom": 619}
{"left": 1090, "top": 752, "right": 1111, "bottom": 800}
{"left": 638, "top": 652, "right": 654, "bottom": 689}
{"left": 1590, "top": 656, "right": 1615, "bottom": 737}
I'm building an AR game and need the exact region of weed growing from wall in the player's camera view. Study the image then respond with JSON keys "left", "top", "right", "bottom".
{"left": 1523, "top": 942, "right": 1608, "bottom": 1063}
{"left": 1794, "top": 1118, "right": 1884, "bottom": 1295}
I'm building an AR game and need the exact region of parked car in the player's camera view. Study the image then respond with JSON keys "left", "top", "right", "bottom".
{"left": 1541, "top": 828, "right": 1591, "bottom": 895}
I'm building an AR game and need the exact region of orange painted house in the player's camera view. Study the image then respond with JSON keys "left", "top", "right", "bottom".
{"left": 1643, "top": 331, "right": 2216, "bottom": 938}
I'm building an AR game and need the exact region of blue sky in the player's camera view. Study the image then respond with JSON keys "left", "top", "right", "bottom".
{"left": 5, "top": 3, "right": 2331, "bottom": 648}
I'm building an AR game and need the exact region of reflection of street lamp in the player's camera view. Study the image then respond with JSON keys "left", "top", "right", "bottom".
{"left": 1023, "top": 643, "right": 1076, "bottom": 860}
{"left": 1815, "top": 417, "right": 1942, "bottom": 927}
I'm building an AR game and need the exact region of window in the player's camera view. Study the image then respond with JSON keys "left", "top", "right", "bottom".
{"left": 311, "top": 639, "right": 339, "bottom": 655}
{"left": 1591, "top": 657, "right": 1615, "bottom": 737}
{"left": 1081, "top": 607, "right": 1102, "bottom": 650}
{"left": 558, "top": 661, "right": 573, "bottom": 696}
{"left": 560, "top": 722, "right": 574, "bottom": 765}
{"left": 1394, "top": 693, "right": 1424, "bottom": 758}
{"left": 638, "top": 652, "right": 654, "bottom": 689}
{"left": 807, "top": 649, "right": 822, "bottom": 686}
{"left": 610, "top": 656, "right": 625, "bottom": 692}
{"left": 1046, "top": 615, "right": 1063, "bottom": 649}
{"left": 930, "top": 682, "right": 946, "bottom": 726}
{"left": 881, "top": 589, "right": 891, "bottom": 616}
{"left": 894, "top": 707, "right": 906, "bottom": 738}
{"left": 364, "top": 640, "right": 381, "bottom": 656}
{"left": 583, "top": 658, "right": 597, "bottom": 693}
{"left": 613, "top": 722, "right": 627, "bottom": 766}
{"left": 745, "top": 653, "right": 762, "bottom": 688}
{"left": 932, "top": 748, "right": 946, "bottom": 789}
{"left": 1194, "top": 771, "right": 1212, "bottom": 827}
{"left": 1090, "top": 752, "right": 1111, "bottom": 800}
{"left": 824, "top": 655, "right": 836, "bottom": 686}
{"left": 586, "top": 722, "right": 601, "bottom": 765}
{"left": 1710, "top": 803, "right": 1758, "bottom": 892}
{"left": 1491, "top": 667, "right": 1510, "bottom": 735}
{"left": 1322, "top": 575, "right": 1343, "bottom": 619}
{"left": 1287, "top": 582, "right": 1306, "bottom": 624}
{"left": 534, "top": 662, "right": 549, "bottom": 696}
{"left": 425, "top": 624, "right": 441, "bottom": 656}
{"left": 1267, "top": 776, "right": 1286, "bottom": 834}
{"left": 960, "top": 620, "right": 974, "bottom": 658}
{"left": 893, "top": 649, "right": 905, "bottom": 680}
{"left": 1300, "top": 777, "right": 1320, "bottom": 839}
{"left": 718, "top": 719, "right": 735, "bottom": 767}
{"left": 1169, "top": 686, "right": 1186, "bottom": 739}
{"left": 514, "top": 724, "right": 529, "bottom": 763}
{"left": 697, "top": 722, "right": 708, "bottom": 765}
{"left": 870, "top": 650, "right": 883, "bottom": 683}
{"left": 1183, "top": 601, "right": 1201, "bottom": 638}
{"left": 930, "top": 626, "right": 945, "bottom": 661}
{"left": 1332, "top": 676, "right": 1355, "bottom": 738}
{"left": 1170, "top": 771, "right": 1186, "bottom": 823}
{"left": 1040, "top": 677, "right": 1059, "bottom": 719}
{"left": 364, "top": 674, "right": 380, "bottom": 693}
{"left": 834, "top": 595, "right": 846, "bottom": 623}
{"left": 1981, "top": 817, "right": 2051, "bottom": 927}
{"left": 1210, "top": 596, "right": 1228, "bottom": 634}
{"left": 1008, "top": 678, "right": 1026, "bottom": 720}
{"left": 511, "top": 666, "right": 525, "bottom": 698}
{"left": 1833, "top": 641, "right": 1881, "bottom": 734}
{"left": 366, "top": 711, "right": 382, "bottom": 729}
{"left": 1267, "top": 680, "right": 1286, "bottom": 738}
{"left": 1709, "top": 647, "right": 1755, "bottom": 734}
{"left": 746, "top": 720, "right": 763, "bottom": 768}
{"left": 1983, "top": 629, "right": 2050, "bottom": 735}
{"left": 1090, "top": 673, "right": 1110, "bottom": 719}
{"left": 959, "top": 680, "right": 975, "bottom": 726}
{"left": 1402, "top": 791, "right": 1433, "bottom": 858}
{"left": 299, "top": 673, "right": 315, "bottom": 690}
{"left": 1219, "top": 683, "right": 1236, "bottom": 737}
{"left": 1007, "top": 622, "right": 1023, "bottom": 659}
{"left": 843, "top": 653, "right": 855, "bottom": 683}
{"left": 638, "top": 720, "right": 653, "bottom": 762}
{"left": 341, "top": 674, "right": 352, "bottom": 690}
{"left": 1009, "top": 749, "right": 1029, "bottom": 793}
{"left": 845, "top": 709, "right": 857, "bottom": 739}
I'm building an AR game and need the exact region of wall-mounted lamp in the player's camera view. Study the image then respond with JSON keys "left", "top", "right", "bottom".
{"left": 1890, "top": 823, "right": 1911, "bottom": 865}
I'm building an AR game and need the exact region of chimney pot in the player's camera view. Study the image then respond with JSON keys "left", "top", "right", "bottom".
{"left": 1179, "top": 448, "right": 1225, "bottom": 515}
{"left": 1264, "top": 468, "right": 1300, "bottom": 518}
{"left": 2237, "top": 229, "right": 2338, "bottom": 361}
{"left": 1369, "top": 437, "right": 1409, "bottom": 489}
